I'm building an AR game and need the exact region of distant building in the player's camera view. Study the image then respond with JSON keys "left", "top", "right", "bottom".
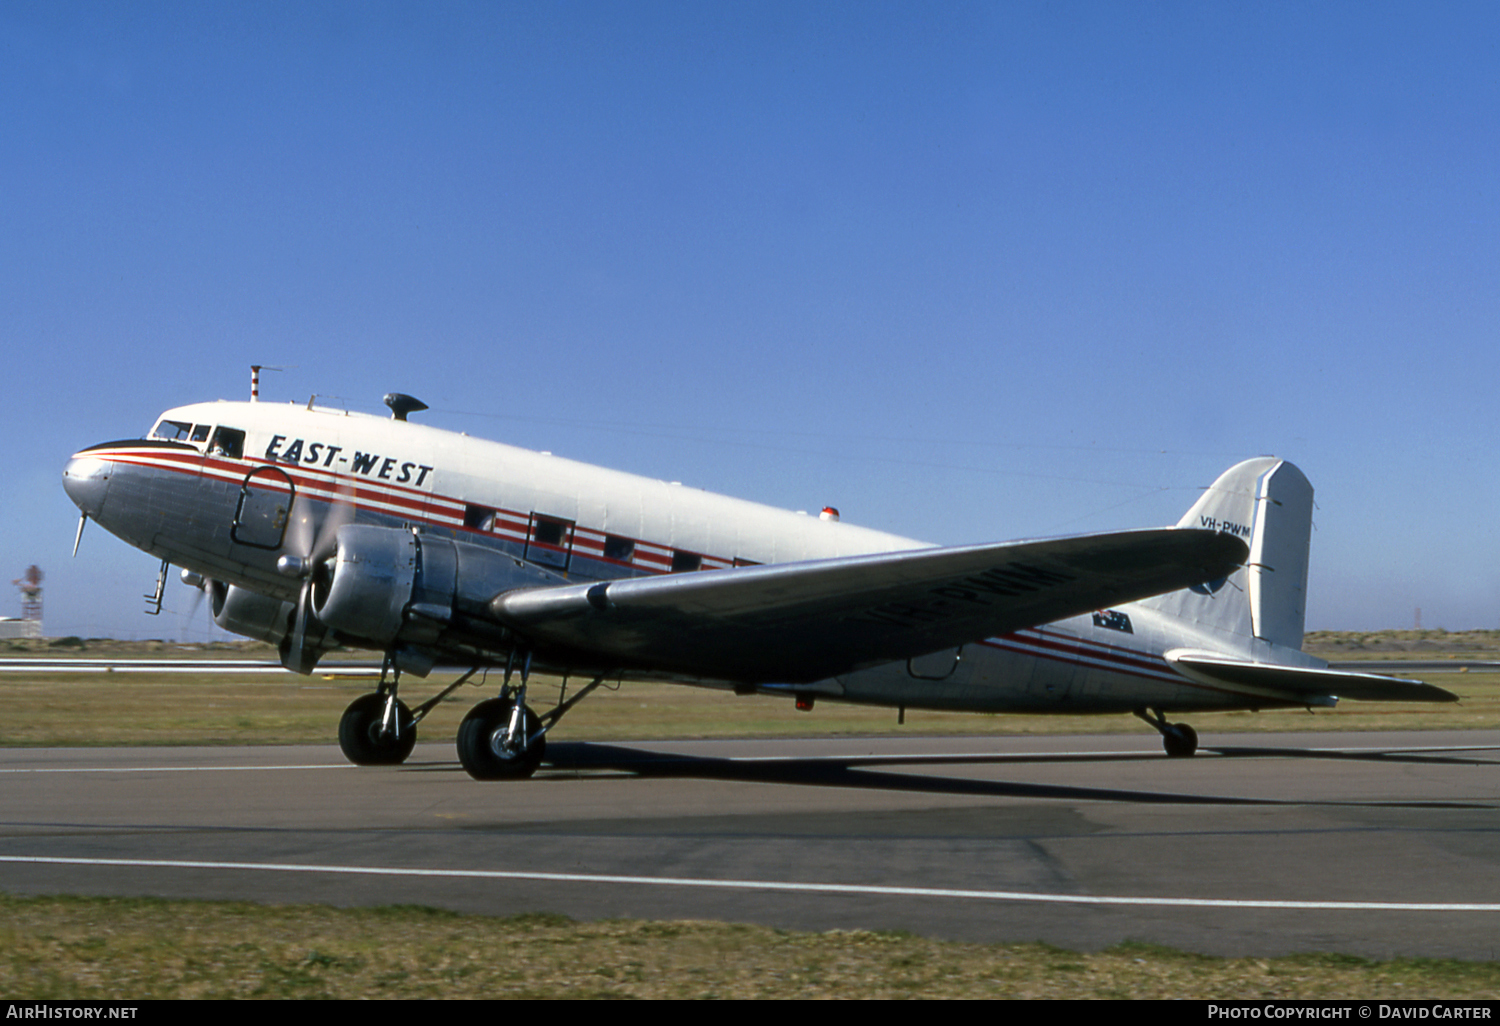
{"left": 0, "top": 617, "right": 39, "bottom": 640}
{"left": 12, "top": 566, "right": 42, "bottom": 638}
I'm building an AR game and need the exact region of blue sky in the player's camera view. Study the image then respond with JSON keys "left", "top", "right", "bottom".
{"left": 4, "top": 1, "right": 1499, "bottom": 639}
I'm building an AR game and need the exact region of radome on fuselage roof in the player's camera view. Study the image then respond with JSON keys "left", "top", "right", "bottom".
{"left": 63, "top": 379, "right": 1456, "bottom": 779}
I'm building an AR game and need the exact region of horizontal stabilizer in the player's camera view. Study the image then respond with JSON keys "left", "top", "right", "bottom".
{"left": 492, "top": 528, "right": 1247, "bottom": 684}
{"left": 1165, "top": 650, "right": 1459, "bottom": 703}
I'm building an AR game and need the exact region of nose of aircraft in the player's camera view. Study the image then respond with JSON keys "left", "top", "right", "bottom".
{"left": 63, "top": 454, "right": 112, "bottom": 518}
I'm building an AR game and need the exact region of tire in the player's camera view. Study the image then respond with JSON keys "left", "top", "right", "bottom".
{"left": 457, "top": 698, "right": 545, "bottom": 780}
{"left": 338, "top": 693, "right": 417, "bottom": 766}
{"left": 1163, "top": 722, "right": 1198, "bottom": 758}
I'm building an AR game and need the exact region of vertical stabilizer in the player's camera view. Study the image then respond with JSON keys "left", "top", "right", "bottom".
{"left": 1245, "top": 461, "right": 1313, "bottom": 649}
{"left": 1139, "top": 457, "right": 1313, "bottom": 652}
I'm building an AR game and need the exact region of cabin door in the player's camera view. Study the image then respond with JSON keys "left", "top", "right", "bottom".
{"left": 232, "top": 466, "right": 295, "bottom": 549}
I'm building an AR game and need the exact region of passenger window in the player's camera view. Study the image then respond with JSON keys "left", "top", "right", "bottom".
{"left": 671, "top": 551, "right": 702, "bottom": 573}
{"left": 525, "top": 514, "right": 575, "bottom": 572}
{"left": 464, "top": 505, "right": 497, "bottom": 531}
{"left": 533, "top": 516, "right": 567, "bottom": 547}
{"left": 603, "top": 535, "right": 635, "bottom": 562}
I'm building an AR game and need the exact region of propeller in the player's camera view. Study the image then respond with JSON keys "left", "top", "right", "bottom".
{"left": 277, "top": 477, "right": 356, "bottom": 672}
{"left": 185, "top": 573, "right": 208, "bottom": 619}
{"left": 178, "top": 568, "right": 211, "bottom": 642}
{"left": 279, "top": 477, "right": 355, "bottom": 578}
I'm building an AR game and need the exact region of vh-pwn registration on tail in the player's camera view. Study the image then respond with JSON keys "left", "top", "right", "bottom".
{"left": 63, "top": 381, "right": 1456, "bottom": 779}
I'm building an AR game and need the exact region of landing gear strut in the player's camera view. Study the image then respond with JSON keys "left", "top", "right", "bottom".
{"left": 457, "top": 697, "right": 545, "bottom": 780}
{"left": 456, "top": 651, "right": 611, "bottom": 781}
{"left": 335, "top": 647, "right": 611, "bottom": 780}
{"left": 1135, "top": 708, "right": 1199, "bottom": 758}
{"left": 338, "top": 655, "right": 487, "bottom": 766}
{"left": 339, "top": 692, "right": 416, "bottom": 765}
{"left": 338, "top": 654, "right": 418, "bottom": 765}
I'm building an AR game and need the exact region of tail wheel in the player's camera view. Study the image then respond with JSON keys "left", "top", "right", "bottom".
{"left": 1163, "top": 722, "right": 1198, "bottom": 758}
{"left": 338, "top": 693, "right": 417, "bottom": 765}
{"left": 457, "top": 698, "right": 546, "bottom": 780}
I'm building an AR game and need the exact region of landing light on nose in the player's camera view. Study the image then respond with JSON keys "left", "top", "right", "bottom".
{"left": 62, "top": 455, "right": 112, "bottom": 518}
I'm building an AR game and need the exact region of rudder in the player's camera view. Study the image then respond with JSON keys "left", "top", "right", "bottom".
{"left": 1140, "top": 457, "right": 1313, "bottom": 651}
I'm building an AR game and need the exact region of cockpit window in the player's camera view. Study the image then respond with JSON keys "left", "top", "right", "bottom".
{"left": 190, "top": 424, "right": 211, "bottom": 443}
{"left": 151, "top": 420, "right": 192, "bottom": 442}
{"left": 209, "top": 427, "right": 245, "bottom": 459}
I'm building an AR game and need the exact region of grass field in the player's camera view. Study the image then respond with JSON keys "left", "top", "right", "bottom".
{"left": 3, "top": 670, "right": 1497, "bottom": 748}
{"left": 3, "top": 632, "right": 1498, "bottom": 999}
{"left": 4, "top": 631, "right": 1499, "bottom": 747}
{"left": 5, "top": 895, "right": 1500, "bottom": 1000}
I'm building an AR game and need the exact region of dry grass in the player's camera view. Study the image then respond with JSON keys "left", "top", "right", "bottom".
{"left": 3, "top": 634, "right": 1498, "bottom": 747}
{"left": 1305, "top": 629, "right": 1500, "bottom": 658}
{"left": 1, "top": 669, "right": 1496, "bottom": 748}
{"left": 4, "top": 895, "right": 1499, "bottom": 1000}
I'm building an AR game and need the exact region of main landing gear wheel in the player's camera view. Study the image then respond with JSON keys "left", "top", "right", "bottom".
{"left": 1162, "top": 722, "right": 1198, "bottom": 758}
{"left": 1134, "top": 709, "right": 1200, "bottom": 758}
{"left": 457, "top": 698, "right": 545, "bottom": 780}
{"left": 338, "top": 693, "right": 417, "bottom": 766}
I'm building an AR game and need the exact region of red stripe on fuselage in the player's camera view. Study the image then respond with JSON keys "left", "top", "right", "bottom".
{"left": 981, "top": 629, "right": 1259, "bottom": 699}
{"left": 81, "top": 446, "right": 708, "bottom": 578}
{"left": 981, "top": 629, "right": 1181, "bottom": 684}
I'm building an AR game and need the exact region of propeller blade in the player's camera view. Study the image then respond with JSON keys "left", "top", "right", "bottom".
{"left": 278, "top": 478, "right": 354, "bottom": 673}
{"left": 280, "top": 477, "right": 356, "bottom": 575}
{"left": 284, "top": 578, "right": 316, "bottom": 674}
{"left": 310, "top": 478, "right": 357, "bottom": 564}
{"left": 182, "top": 580, "right": 208, "bottom": 641}
{"left": 284, "top": 492, "right": 317, "bottom": 562}
{"left": 186, "top": 581, "right": 207, "bottom": 622}
{"left": 72, "top": 512, "right": 88, "bottom": 558}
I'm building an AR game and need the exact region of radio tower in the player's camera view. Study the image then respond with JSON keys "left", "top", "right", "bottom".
{"left": 13, "top": 566, "right": 42, "bottom": 638}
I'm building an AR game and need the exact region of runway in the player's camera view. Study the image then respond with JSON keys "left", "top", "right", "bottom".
{"left": 1, "top": 730, "right": 1498, "bottom": 959}
{"left": 0, "top": 657, "right": 382, "bottom": 675}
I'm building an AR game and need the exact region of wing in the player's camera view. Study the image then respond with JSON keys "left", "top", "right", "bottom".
{"left": 492, "top": 528, "right": 1248, "bottom": 684}
{"left": 1165, "top": 650, "right": 1459, "bottom": 704}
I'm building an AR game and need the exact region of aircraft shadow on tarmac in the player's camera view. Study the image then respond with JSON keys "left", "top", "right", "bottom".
{"left": 418, "top": 740, "right": 1500, "bottom": 809}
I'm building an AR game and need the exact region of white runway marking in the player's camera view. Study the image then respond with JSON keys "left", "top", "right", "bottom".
{"left": 0, "top": 764, "right": 353, "bottom": 774}
{"left": 2, "top": 855, "right": 1496, "bottom": 913}
{"left": 0, "top": 659, "right": 383, "bottom": 675}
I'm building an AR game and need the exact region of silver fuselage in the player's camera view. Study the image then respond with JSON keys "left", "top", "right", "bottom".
{"left": 64, "top": 400, "right": 1306, "bottom": 714}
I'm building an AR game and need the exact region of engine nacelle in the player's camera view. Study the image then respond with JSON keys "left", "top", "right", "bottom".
{"left": 312, "top": 526, "right": 417, "bottom": 645}
{"left": 210, "top": 580, "right": 336, "bottom": 667}
{"left": 312, "top": 524, "right": 560, "bottom": 652}
{"left": 211, "top": 582, "right": 295, "bottom": 644}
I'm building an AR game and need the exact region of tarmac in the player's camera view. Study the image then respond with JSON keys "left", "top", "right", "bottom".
{"left": 2, "top": 729, "right": 1498, "bottom": 958}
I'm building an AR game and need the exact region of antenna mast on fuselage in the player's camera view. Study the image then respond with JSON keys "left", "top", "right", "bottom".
{"left": 250, "top": 365, "right": 287, "bottom": 402}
